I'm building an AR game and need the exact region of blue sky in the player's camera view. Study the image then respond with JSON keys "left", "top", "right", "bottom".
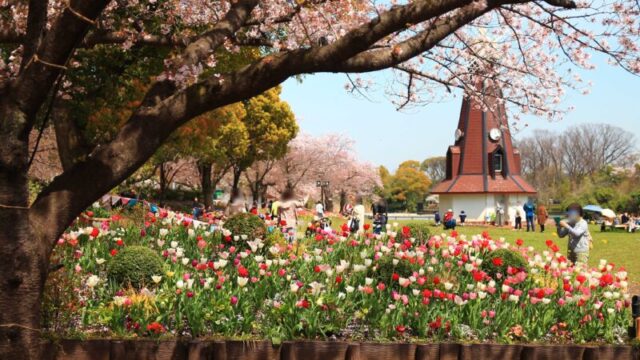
{"left": 281, "top": 56, "right": 639, "bottom": 171}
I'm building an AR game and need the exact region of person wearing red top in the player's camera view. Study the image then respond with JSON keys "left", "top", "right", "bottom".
{"left": 249, "top": 202, "right": 258, "bottom": 215}
{"left": 443, "top": 209, "right": 456, "bottom": 230}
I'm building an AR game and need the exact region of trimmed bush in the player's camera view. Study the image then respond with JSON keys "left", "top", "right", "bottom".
{"left": 403, "top": 222, "right": 432, "bottom": 242}
{"left": 482, "top": 248, "right": 528, "bottom": 276}
{"left": 108, "top": 246, "right": 164, "bottom": 289}
{"left": 223, "top": 213, "right": 267, "bottom": 239}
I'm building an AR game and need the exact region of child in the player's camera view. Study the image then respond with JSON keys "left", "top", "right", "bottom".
{"left": 515, "top": 210, "right": 522, "bottom": 230}
{"left": 557, "top": 203, "right": 591, "bottom": 266}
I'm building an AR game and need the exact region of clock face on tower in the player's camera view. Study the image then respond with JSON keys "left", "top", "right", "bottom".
{"left": 489, "top": 128, "right": 502, "bottom": 142}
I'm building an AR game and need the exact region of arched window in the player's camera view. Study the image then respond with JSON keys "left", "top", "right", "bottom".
{"left": 493, "top": 152, "right": 503, "bottom": 172}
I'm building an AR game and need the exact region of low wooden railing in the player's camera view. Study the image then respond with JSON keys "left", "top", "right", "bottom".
{"left": 41, "top": 340, "right": 639, "bottom": 360}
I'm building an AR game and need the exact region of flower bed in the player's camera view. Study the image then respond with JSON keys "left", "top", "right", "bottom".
{"left": 44, "top": 205, "right": 634, "bottom": 345}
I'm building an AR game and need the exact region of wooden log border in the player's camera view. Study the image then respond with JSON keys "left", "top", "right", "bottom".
{"left": 40, "top": 340, "right": 640, "bottom": 360}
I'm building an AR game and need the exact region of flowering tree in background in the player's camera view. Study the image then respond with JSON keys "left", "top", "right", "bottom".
{"left": 0, "top": 0, "right": 639, "bottom": 356}
{"left": 266, "top": 133, "right": 380, "bottom": 208}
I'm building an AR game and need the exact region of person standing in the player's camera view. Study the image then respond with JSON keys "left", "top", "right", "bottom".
{"left": 434, "top": 212, "right": 441, "bottom": 226}
{"left": 459, "top": 210, "right": 467, "bottom": 226}
{"left": 271, "top": 198, "right": 281, "bottom": 222}
{"left": 350, "top": 195, "right": 365, "bottom": 233}
{"left": 372, "top": 198, "right": 388, "bottom": 234}
{"left": 537, "top": 204, "right": 549, "bottom": 232}
{"left": 557, "top": 203, "right": 591, "bottom": 267}
{"left": 523, "top": 201, "right": 536, "bottom": 232}
{"left": 495, "top": 202, "right": 504, "bottom": 226}
{"left": 278, "top": 189, "right": 308, "bottom": 243}
{"left": 266, "top": 199, "right": 273, "bottom": 217}
{"left": 315, "top": 200, "right": 325, "bottom": 220}
{"left": 514, "top": 209, "right": 522, "bottom": 230}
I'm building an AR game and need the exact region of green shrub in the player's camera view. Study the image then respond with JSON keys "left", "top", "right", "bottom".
{"left": 403, "top": 222, "right": 432, "bottom": 242}
{"left": 223, "top": 213, "right": 267, "bottom": 239}
{"left": 108, "top": 246, "right": 164, "bottom": 289}
{"left": 482, "top": 248, "right": 528, "bottom": 276}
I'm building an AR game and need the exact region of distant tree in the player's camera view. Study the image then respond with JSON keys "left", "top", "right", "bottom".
{"left": 421, "top": 156, "right": 447, "bottom": 185}
{"left": 518, "top": 124, "right": 638, "bottom": 204}
{"left": 229, "top": 87, "right": 298, "bottom": 198}
{"left": 386, "top": 160, "right": 431, "bottom": 212}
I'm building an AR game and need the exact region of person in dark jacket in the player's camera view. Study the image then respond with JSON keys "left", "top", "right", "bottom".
{"left": 459, "top": 210, "right": 467, "bottom": 225}
{"left": 523, "top": 201, "right": 536, "bottom": 232}
{"left": 434, "top": 212, "right": 441, "bottom": 226}
{"left": 372, "top": 198, "right": 388, "bottom": 234}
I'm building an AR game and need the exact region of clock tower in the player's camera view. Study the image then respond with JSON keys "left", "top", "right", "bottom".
{"left": 431, "top": 80, "right": 536, "bottom": 226}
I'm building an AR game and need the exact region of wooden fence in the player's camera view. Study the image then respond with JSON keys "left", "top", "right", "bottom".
{"left": 40, "top": 340, "right": 639, "bottom": 360}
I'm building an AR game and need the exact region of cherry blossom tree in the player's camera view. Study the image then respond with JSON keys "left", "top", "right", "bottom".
{"left": 0, "top": 0, "right": 639, "bottom": 356}
{"left": 267, "top": 133, "right": 380, "bottom": 210}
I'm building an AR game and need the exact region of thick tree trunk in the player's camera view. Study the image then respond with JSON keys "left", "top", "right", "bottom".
{"left": 53, "top": 108, "right": 91, "bottom": 171}
{"left": 0, "top": 107, "right": 48, "bottom": 360}
{"left": 200, "top": 163, "right": 213, "bottom": 208}
{"left": 231, "top": 166, "right": 242, "bottom": 199}
{"left": 159, "top": 163, "right": 168, "bottom": 203}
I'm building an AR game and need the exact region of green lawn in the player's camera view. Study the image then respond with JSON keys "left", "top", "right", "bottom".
{"left": 299, "top": 216, "right": 640, "bottom": 288}
{"left": 439, "top": 224, "right": 640, "bottom": 285}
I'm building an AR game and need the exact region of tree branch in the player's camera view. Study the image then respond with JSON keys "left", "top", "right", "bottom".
{"left": 13, "top": 0, "right": 112, "bottom": 120}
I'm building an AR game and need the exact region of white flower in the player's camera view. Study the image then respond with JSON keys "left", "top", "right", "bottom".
{"left": 478, "top": 291, "right": 487, "bottom": 299}
{"left": 337, "top": 292, "right": 346, "bottom": 300}
{"left": 237, "top": 277, "right": 248, "bottom": 287}
{"left": 188, "top": 229, "right": 195, "bottom": 238}
{"left": 214, "top": 259, "right": 228, "bottom": 269}
{"left": 86, "top": 275, "right": 100, "bottom": 288}
{"left": 444, "top": 282, "right": 454, "bottom": 290}
{"left": 364, "top": 278, "right": 373, "bottom": 285}
{"left": 502, "top": 284, "right": 511, "bottom": 293}
{"left": 290, "top": 283, "right": 300, "bottom": 293}
{"left": 113, "top": 296, "right": 127, "bottom": 306}
{"left": 187, "top": 279, "right": 195, "bottom": 289}
{"left": 181, "top": 258, "right": 190, "bottom": 266}
{"left": 170, "top": 241, "right": 178, "bottom": 248}
{"left": 345, "top": 285, "right": 355, "bottom": 293}
{"left": 96, "top": 258, "right": 106, "bottom": 265}
{"left": 464, "top": 263, "right": 474, "bottom": 272}
{"left": 159, "top": 229, "right": 169, "bottom": 237}
{"left": 508, "top": 294, "right": 519, "bottom": 303}
{"left": 176, "top": 280, "right": 185, "bottom": 289}
{"left": 542, "top": 298, "right": 551, "bottom": 305}
{"left": 606, "top": 308, "right": 615, "bottom": 314}
{"left": 309, "top": 281, "right": 324, "bottom": 296}
{"left": 412, "top": 289, "right": 420, "bottom": 296}
{"left": 152, "top": 276, "right": 162, "bottom": 284}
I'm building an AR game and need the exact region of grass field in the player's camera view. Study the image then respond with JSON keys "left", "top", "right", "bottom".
{"left": 299, "top": 215, "right": 640, "bottom": 290}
